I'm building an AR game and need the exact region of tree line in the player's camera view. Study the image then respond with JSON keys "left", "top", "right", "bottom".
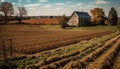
{"left": 90, "top": 7, "right": 118, "bottom": 26}
{"left": 0, "top": 2, "right": 27, "bottom": 24}
{"left": 60, "top": 7, "right": 119, "bottom": 29}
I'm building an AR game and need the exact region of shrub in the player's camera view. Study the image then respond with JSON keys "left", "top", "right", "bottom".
{"left": 105, "top": 19, "right": 112, "bottom": 25}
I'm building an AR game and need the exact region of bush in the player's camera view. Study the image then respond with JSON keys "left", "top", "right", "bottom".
{"left": 105, "top": 19, "right": 112, "bottom": 25}
{"left": 60, "top": 22, "right": 67, "bottom": 29}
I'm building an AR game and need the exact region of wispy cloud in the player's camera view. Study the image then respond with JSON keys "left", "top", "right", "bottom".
{"left": 38, "top": 0, "right": 48, "bottom": 2}
{"left": 24, "top": 3, "right": 42, "bottom": 7}
{"left": 44, "top": 4, "right": 51, "bottom": 8}
{"left": 54, "top": 7, "right": 63, "bottom": 10}
{"left": 76, "top": 3, "right": 83, "bottom": 6}
{"left": 68, "top": 5, "right": 76, "bottom": 8}
{"left": 28, "top": 7, "right": 35, "bottom": 10}
{"left": 12, "top": 3, "right": 15, "bottom": 5}
{"left": 90, "top": 0, "right": 110, "bottom": 4}
{"left": 55, "top": 3, "right": 65, "bottom": 6}
{"left": 87, "top": 5, "right": 96, "bottom": 8}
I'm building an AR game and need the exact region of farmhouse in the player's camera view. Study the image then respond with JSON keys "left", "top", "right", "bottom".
{"left": 67, "top": 11, "right": 91, "bottom": 26}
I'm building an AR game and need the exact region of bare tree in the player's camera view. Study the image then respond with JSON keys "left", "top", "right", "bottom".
{"left": 18, "top": 7, "right": 27, "bottom": 23}
{"left": 0, "top": 2, "right": 14, "bottom": 24}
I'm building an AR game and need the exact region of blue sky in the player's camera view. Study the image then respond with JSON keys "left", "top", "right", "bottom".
{"left": 0, "top": 0, "right": 120, "bottom": 16}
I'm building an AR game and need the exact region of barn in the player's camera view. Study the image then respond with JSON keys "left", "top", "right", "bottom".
{"left": 67, "top": 11, "right": 91, "bottom": 26}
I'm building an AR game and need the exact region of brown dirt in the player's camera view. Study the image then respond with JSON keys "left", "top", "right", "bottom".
{"left": 112, "top": 51, "right": 120, "bottom": 69}
{"left": 85, "top": 36, "right": 120, "bottom": 69}
{"left": 0, "top": 25, "right": 114, "bottom": 55}
{"left": 62, "top": 35, "right": 120, "bottom": 69}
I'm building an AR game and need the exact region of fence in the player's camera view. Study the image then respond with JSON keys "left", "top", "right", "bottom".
{"left": 0, "top": 35, "right": 13, "bottom": 61}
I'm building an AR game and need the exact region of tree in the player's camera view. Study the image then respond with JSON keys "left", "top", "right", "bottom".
{"left": 60, "top": 14, "right": 67, "bottom": 29}
{"left": 108, "top": 7, "right": 118, "bottom": 25}
{"left": 18, "top": 7, "right": 27, "bottom": 23}
{"left": 90, "top": 8, "right": 105, "bottom": 25}
{"left": 0, "top": 2, "right": 14, "bottom": 24}
{"left": 117, "top": 18, "right": 120, "bottom": 31}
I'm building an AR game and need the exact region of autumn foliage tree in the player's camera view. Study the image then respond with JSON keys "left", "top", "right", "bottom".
{"left": 0, "top": 2, "right": 14, "bottom": 24}
{"left": 18, "top": 7, "right": 27, "bottom": 23}
{"left": 108, "top": 7, "right": 118, "bottom": 25}
{"left": 90, "top": 8, "right": 105, "bottom": 25}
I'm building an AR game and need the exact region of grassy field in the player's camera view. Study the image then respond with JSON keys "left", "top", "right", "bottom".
{"left": 67, "top": 25, "right": 119, "bottom": 30}
{"left": 39, "top": 25, "right": 119, "bottom": 31}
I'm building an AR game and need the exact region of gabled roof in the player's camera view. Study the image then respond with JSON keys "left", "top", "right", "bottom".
{"left": 72, "top": 11, "right": 90, "bottom": 18}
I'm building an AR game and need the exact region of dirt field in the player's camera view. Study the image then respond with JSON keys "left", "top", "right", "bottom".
{"left": 0, "top": 25, "right": 119, "bottom": 69}
{"left": 8, "top": 18, "right": 61, "bottom": 25}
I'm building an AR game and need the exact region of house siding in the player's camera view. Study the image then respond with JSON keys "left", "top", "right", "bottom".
{"left": 68, "top": 13, "right": 79, "bottom": 26}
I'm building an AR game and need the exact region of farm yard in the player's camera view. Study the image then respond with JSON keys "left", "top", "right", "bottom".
{"left": 0, "top": 25, "right": 120, "bottom": 69}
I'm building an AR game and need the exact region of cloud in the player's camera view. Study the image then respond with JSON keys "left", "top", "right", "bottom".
{"left": 87, "top": 5, "right": 96, "bottom": 8}
{"left": 12, "top": 3, "right": 15, "bottom": 5}
{"left": 90, "top": 0, "right": 110, "bottom": 4}
{"left": 55, "top": 3, "right": 65, "bottom": 6}
{"left": 54, "top": 7, "right": 63, "bottom": 11}
{"left": 28, "top": 7, "right": 35, "bottom": 10}
{"left": 24, "top": 3, "right": 42, "bottom": 7}
{"left": 1, "top": 0, "right": 5, "bottom": 2}
{"left": 38, "top": 0, "right": 48, "bottom": 2}
{"left": 44, "top": 4, "right": 51, "bottom": 8}
{"left": 26, "top": 0, "right": 30, "bottom": 2}
{"left": 68, "top": 5, "right": 76, "bottom": 8}
{"left": 76, "top": 3, "right": 83, "bottom": 6}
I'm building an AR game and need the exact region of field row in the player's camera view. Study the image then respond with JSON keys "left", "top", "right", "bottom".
{"left": 19, "top": 31, "right": 119, "bottom": 69}
{"left": 63, "top": 35, "right": 120, "bottom": 69}
{"left": 0, "top": 29, "right": 114, "bottom": 54}
{"left": 0, "top": 31, "right": 117, "bottom": 69}
{"left": 26, "top": 34, "right": 119, "bottom": 69}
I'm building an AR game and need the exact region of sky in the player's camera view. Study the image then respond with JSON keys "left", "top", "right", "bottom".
{"left": 0, "top": 0, "right": 120, "bottom": 16}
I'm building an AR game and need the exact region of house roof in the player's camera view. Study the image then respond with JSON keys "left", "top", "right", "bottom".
{"left": 73, "top": 11, "right": 90, "bottom": 18}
